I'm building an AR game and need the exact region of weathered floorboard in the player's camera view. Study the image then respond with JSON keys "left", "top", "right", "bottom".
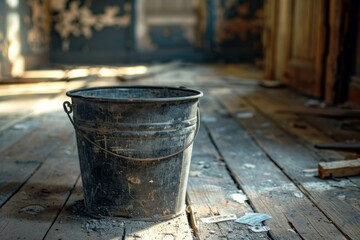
{"left": 0, "top": 81, "right": 86, "bottom": 133}
{"left": 205, "top": 116, "right": 345, "bottom": 239}
{"left": 215, "top": 88, "right": 358, "bottom": 239}
{"left": 1, "top": 65, "right": 359, "bottom": 239}
{"left": 0, "top": 118, "right": 41, "bottom": 153}
{"left": 45, "top": 181, "right": 126, "bottom": 240}
{"left": 0, "top": 111, "right": 76, "bottom": 207}
{"left": 47, "top": 180, "right": 193, "bottom": 240}
{"left": 242, "top": 88, "right": 360, "bottom": 192}
{"left": 123, "top": 214, "right": 192, "bottom": 240}
{"left": 187, "top": 124, "right": 267, "bottom": 239}
{"left": 0, "top": 136, "right": 79, "bottom": 240}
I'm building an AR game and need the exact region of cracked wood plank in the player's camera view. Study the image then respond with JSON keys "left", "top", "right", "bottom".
{"left": 215, "top": 87, "right": 357, "bottom": 239}
{"left": 242, "top": 88, "right": 360, "bottom": 185}
{"left": 0, "top": 112, "right": 76, "bottom": 207}
{"left": 207, "top": 90, "right": 347, "bottom": 240}
{"left": 0, "top": 80, "right": 88, "bottom": 207}
{"left": 47, "top": 181, "right": 193, "bottom": 240}
{"left": 0, "top": 80, "right": 86, "bottom": 133}
{"left": 187, "top": 120, "right": 268, "bottom": 240}
{"left": 123, "top": 213, "right": 192, "bottom": 240}
{"left": 45, "top": 180, "right": 126, "bottom": 240}
{"left": 0, "top": 136, "right": 79, "bottom": 240}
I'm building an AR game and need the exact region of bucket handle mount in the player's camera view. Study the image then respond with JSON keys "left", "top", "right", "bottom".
{"left": 63, "top": 101, "right": 200, "bottom": 161}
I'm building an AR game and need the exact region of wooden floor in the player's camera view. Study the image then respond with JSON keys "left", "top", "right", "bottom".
{"left": 0, "top": 64, "right": 359, "bottom": 240}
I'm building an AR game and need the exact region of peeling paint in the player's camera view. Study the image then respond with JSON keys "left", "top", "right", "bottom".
{"left": 52, "top": 0, "right": 131, "bottom": 51}
{"left": 47, "top": 0, "right": 264, "bottom": 63}
{"left": 50, "top": 0, "right": 67, "bottom": 12}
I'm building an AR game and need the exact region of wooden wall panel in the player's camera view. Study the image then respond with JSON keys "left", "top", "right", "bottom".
{"left": 324, "top": 0, "right": 343, "bottom": 104}
{"left": 263, "top": 0, "right": 278, "bottom": 80}
{"left": 348, "top": 1, "right": 360, "bottom": 105}
{"left": 325, "top": 0, "right": 359, "bottom": 105}
{"left": 282, "top": 0, "right": 326, "bottom": 98}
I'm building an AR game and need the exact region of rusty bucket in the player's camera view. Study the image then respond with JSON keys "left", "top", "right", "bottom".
{"left": 63, "top": 86, "right": 202, "bottom": 220}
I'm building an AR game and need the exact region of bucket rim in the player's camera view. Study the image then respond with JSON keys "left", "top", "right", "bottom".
{"left": 66, "top": 85, "right": 203, "bottom": 102}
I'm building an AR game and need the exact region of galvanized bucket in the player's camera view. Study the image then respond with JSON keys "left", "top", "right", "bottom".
{"left": 63, "top": 86, "right": 203, "bottom": 220}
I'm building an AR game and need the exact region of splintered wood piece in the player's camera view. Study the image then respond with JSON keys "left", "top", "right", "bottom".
{"left": 318, "top": 159, "right": 360, "bottom": 179}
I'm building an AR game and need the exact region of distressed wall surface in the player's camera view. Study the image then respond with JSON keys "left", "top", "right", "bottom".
{"left": 0, "top": 0, "right": 50, "bottom": 77}
{"left": 50, "top": 0, "right": 133, "bottom": 64}
{"left": 51, "top": 0, "right": 264, "bottom": 64}
{"left": 214, "top": 0, "right": 264, "bottom": 62}
{"left": 50, "top": 0, "right": 132, "bottom": 53}
{"left": 1, "top": 0, "right": 264, "bottom": 68}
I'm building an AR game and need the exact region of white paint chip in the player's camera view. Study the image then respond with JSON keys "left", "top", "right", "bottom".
{"left": 337, "top": 195, "right": 346, "bottom": 200}
{"left": 294, "top": 192, "right": 303, "bottom": 198}
{"left": 230, "top": 192, "right": 248, "bottom": 204}
{"left": 201, "top": 214, "right": 237, "bottom": 224}
{"left": 13, "top": 124, "right": 29, "bottom": 130}
{"left": 243, "top": 163, "right": 256, "bottom": 169}
{"left": 237, "top": 112, "right": 254, "bottom": 119}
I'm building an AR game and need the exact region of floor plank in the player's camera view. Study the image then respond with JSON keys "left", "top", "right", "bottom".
{"left": 47, "top": 181, "right": 194, "bottom": 240}
{"left": 0, "top": 111, "right": 76, "bottom": 207}
{"left": 214, "top": 88, "right": 359, "bottom": 239}
{"left": 205, "top": 120, "right": 345, "bottom": 239}
{"left": 187, "top": 125, "right": 268, "bottom": 240}
{"left": 0, "top": 80, "right": 86, "bottom": 133}
{"left": 0, "top": 78, "right": 90, "bottom": 207}
{"left": 243, "top": 89, "right": 360, "bottom": 188}
{"left": 1, "top": 65, "right": 359, "bottom": 239}
{"left": 0, "top": 94, "right": 54, "bottom": 133}
{"left": 45, "top": 181, "right": 126, "bottom": 240}
{"left": 123, "top": 214, "right": 192, "bottom": 240}
{"left": 0, "top": 136, "right": 79, "bottom": 240}
{"left": 0, "top": 118, "right": 41, "bottom": 153}
{"left": 260, "top": 89, "right": 360, "bottom": 142}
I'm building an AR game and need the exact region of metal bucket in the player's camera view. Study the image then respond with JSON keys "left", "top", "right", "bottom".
{"left": 63, "top": 86, "right": 203, "bottom": 220}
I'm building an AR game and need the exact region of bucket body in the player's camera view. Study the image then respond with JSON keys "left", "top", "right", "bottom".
{"left": 65, "top": 86, "right": 202, "bottom": 220}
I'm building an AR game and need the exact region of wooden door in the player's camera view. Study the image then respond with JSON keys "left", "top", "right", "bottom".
{"left": 282, "top": 0, "right": 326, "bottom": 98}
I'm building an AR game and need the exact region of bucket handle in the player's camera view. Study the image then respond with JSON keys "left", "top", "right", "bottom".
{"left": 63, "top": 101, "right": 200, "bottom": 161}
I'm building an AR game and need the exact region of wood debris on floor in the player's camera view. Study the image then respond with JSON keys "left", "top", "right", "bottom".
{"left": 318, "top": 159, "right": 360, "bottom": 179}
{"left": 0, "top": 65, "right": 359, "bottom": 240}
